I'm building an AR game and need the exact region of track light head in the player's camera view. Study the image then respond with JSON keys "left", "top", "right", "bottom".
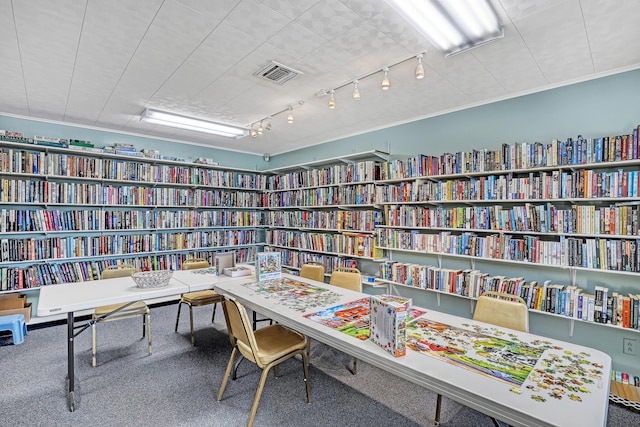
{"left": 257, "top": 121, "right": 264, "bottom": 135}
{"left": 415, "top": 53, "right": 425, "bottom": 79}
{"left": 287, "top": 105, "right": 294, "bottom": 124}
{"left": 352, "top": 80, "right": 360, "bottom": 101}
{"left": 381, "top": 68, "right": 390, "bottom": 91}
{"left": 328, "top": 90, "right": 336, "bottom": 109}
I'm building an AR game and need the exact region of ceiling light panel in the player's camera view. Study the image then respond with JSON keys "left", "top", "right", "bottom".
{"left": 384, "top": 0, "right": 503, "bottom": 56}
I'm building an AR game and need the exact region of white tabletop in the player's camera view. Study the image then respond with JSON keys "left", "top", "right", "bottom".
{"left": 214, "top": 274, "right": 611, "bottom": 427}
{"left": 37, "top": 267, "right": 249, "bottom": 317}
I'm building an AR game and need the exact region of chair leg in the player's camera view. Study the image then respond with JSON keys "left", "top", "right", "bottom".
{"left": 92, "top": 322, "right": 98, "bottom": 367}
{"left": 434, "top": 393, "right": 442, "bottom": 425}
{"left": 247, "top": 367, "right": 271, "bottom": 427}
{"left": 212, "top": 302, "right": 217, "bottom": 323}
{"left": 147, "top": 312, "right": 152, "bottom": 355}
{"left": 232, "top": 355, "right": 244, "bottom": 380}
{"left": 142, "top": 311, "right": 146, "bottom": 338}
{"left": 175, "top": 301, "right": 183, "bottom": 332}
{"left": 350, "top": 357, "right": 358, "bottom": 375}
{"left": 188, "top": 304, "right": 195, "bottom": 345}
{"left": 217, "top": 347, "right": 238, "bottom": 401}
{"left": 301, "top": 349, "right": 312, "bottom": 403}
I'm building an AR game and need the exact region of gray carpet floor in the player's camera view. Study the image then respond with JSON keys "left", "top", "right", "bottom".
{"left": 1, "top": 302, "right": 639, "bottom": 427}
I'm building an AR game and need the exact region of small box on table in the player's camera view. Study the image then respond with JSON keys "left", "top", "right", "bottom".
{"left": 369, "top": 294, "right": 412, "bottom": 357}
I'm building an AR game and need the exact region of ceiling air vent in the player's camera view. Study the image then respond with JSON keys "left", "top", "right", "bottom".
{"left": 253, "top": 61, "right": 303, "bottom": 85}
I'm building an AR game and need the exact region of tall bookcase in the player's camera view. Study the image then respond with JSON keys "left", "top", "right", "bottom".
{"left": 374, "top": 129, "right": 640, "bottom": 335}
{"left": 264, "top": 150, "right": 389, "bottom": 277}
{"left": 0, "top": 139, "right": 266, "bottom": 293}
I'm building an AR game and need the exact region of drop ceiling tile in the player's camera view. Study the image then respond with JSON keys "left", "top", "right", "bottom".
{"left": 152, "top": 0, "right": 218, "bottom": 40}
{"left": 333, "top": 22, "right": 398, "bottom": 58}
{"left": 299, "top": 42, "right": 356, "bottom": 75}
{"left": 366, "top": 3, "right": 435, "bottom": 54}
{"left": 175, "top": 0, "right": 241, "bottom": 21}
{"left": 259, "top": 0, "right": 320, "bottom": 19}
{"left": 99, "top": 23, "right": 207, "bottom": 122}
{"left": 65, "top": 1, "right": 160, "bottom": 122}
{"left": 295, "top": 0, "right": 365, "bottom": 39}
{"left": 582, "top": 0, "right": 640, "bottom": 71}
{"left": 224, "top": 0, "right": 292, "bottom": 42}
{"left": 498, "top": 0, "right": 567, "bottom": 21}
{"left": 0, "top": 2, "right": 28, "bottom": 113}
{"left": 267, "top": 22, "right": 329, "bottom": 60}
{"left": 340, "top": 0, "right": 383, "bottom": 20}
{"left": 471, "top": 26, "right": 548, "bottom": 93}
{"left": 513, "top": 0, "right": 593, "bottom": 83}
{"left": 13, "top": 0, "right": 85, "bottom": 115}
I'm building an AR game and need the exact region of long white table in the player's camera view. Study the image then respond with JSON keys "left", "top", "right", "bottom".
{"left": 214, "top": 275, "right": 612, "bottom": 427}
{"left": 37, "top": 268, "right": 220, "bottom": 411}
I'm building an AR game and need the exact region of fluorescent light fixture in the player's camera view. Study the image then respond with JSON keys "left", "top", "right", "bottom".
{"left": 140, "top": 109, "right": 248, "bottom": 139}
{"left": 385, "top": 0, "right": 503, "bottom": 56}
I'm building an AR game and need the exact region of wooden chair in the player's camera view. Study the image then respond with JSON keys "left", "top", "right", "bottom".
{"left": 328, "top": 266, "right": 362, "bottom": 374}
{"left": 433, "top": 291, "right": 529, "bottom": 426}
{"left": 299, "top": 262, "right": 325, "bottom": 282}
{"left": 92, "top": 264, "right": 150, "bottom": 367}
{"left": 217, "top": 297, "right": 311, "bottom": 427}
{"left": 175, "top": 258, "right": 223, "bottom": 345}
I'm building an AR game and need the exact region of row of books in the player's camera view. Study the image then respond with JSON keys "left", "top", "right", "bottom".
{"left": 384, "top": 203, "right": 640, "bottom": 236}
{"left": 378, "top": 261, "right": 640, "bottom": 329}
{"left": 0, "top": 178, "right": 264, "bottom": 207}
{"left": 0, "top": 230, "right": 259, "bottom": 262}
{"left": 611, "top": 370, "right": 640, "bottom": 402}
{"left": 1, "top": 148, "right": 266, "bottom": 189}
{"left": 0, "top": 208, "right": 262, "bottom": 233}
{"left": 376, "top": 168, "right": 640, "bottom": 203}
{"left": 267, "top": 183, "right": 378, "bottom": 207}
{"left": 379, "top": 127, "right": 640, "bottom": 179}
{"left": 267, "top": 160, "right": 381, "bottom": 191}
{"left": 266, "top": 230, "right": 382, "bottom": 259}
{"left": 378, "top": 229, "right": 640, "bottom": 272}
{"left": 265, "top": 209, "right": 383, "bottom": 232}
{"left": 274, "top": 246, "right": 358, "bottom": 272}
{"left": 0, "top": 247, "right": 256, "bottom": 291}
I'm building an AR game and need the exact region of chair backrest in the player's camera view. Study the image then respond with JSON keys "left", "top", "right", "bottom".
{"left": 183, "top": 258, "right": 210, "bottom": 270}
{"left": 329, "top": 267, "right": 362, "bottom": 292}
{"left": 473, "top": 291, "right": 529, "bottom": 332}
{"left": 299, "top": 263, "right": 325, "bottom": 282}
{"left": 101, "top": 264, "right": 138, "bottom": 279}
{"left": 221, "top": 298, "right": 261, "bottom": 365}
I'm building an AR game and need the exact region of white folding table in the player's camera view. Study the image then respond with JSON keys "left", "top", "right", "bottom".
{"left": 37, "top": 269, "right": 219, "bottom": 411}
{"left": 214, "top": 274, "right": 612, "bottom": 427}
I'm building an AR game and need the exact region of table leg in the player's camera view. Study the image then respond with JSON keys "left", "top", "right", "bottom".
{"left": 67, "top": 311, "right": 76, "bottom": 412}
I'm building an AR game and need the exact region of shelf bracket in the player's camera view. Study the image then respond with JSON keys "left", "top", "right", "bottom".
{"left": 569, "top": 319, "right": 575, "bottom": 338}
{"left": 436, "top": 292, "right": 441, "bottom": 307}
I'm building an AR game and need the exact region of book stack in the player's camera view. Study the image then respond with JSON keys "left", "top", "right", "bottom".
{"left": 33, "top": 135, "right": 69, "bottom": 148}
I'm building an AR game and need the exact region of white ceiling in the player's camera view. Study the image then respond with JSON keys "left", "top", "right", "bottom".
{"left": 1, "top": 0, "right": 639, "bottom": 156}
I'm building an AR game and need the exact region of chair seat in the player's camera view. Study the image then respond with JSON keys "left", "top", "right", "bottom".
{"left": 93, "top": 301, "right": 149, "bottom": 320}
{"left": 181, "top": 290, "right": 223, "bottom": 306}
{"left": 249, "top": 324, "right": 307, "bottom": 365}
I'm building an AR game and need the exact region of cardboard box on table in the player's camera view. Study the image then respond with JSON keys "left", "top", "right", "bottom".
{"left": 369, "top": 294, "right": 412, "bottom": 357}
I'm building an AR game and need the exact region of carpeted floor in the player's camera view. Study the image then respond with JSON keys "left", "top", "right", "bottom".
{"left": 1, "top": 302, "right": 638, "bottom": 427}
